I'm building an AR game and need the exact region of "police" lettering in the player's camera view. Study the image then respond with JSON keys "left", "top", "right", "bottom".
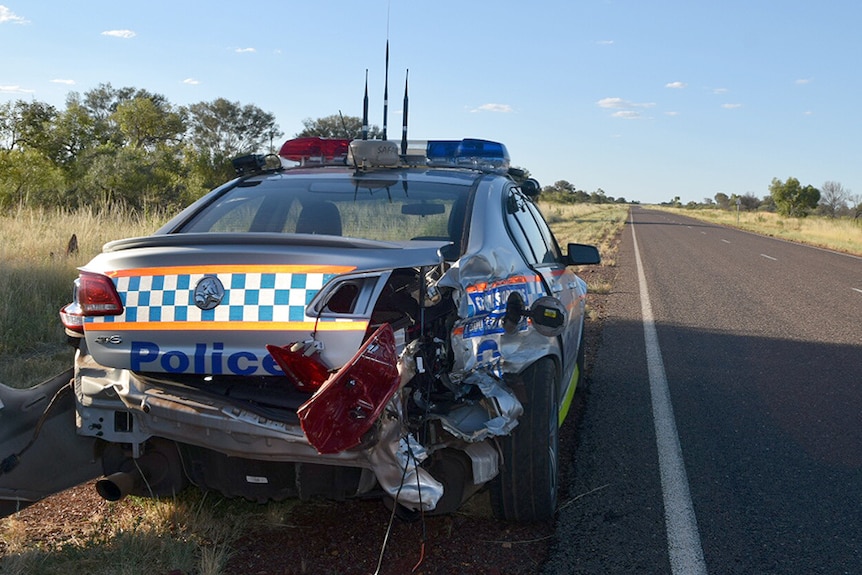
{"left": 130, "top": 341, "right": 283, "bottom": 376}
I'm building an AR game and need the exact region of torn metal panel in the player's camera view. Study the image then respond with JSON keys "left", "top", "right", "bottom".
{"left": 422, "top": 370, "right": 523, "bottom": 442}
{"left": 441, "top": 252, "right": 559, "bottom": 377}
{"left": 367, "top": 415, "right": 443, "bottom": 512}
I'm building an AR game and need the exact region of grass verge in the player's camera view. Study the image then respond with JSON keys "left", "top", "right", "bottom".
{"left": 649, "top": 206, "right": 862, "bottom": 256}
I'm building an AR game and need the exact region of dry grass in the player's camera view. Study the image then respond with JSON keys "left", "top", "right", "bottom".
{"left": 0, "top": 205, "right": 167, "bottom": 387}
{"left": 650, "top": 206, "right": 862, "bottom": 256}
{"left": 538, "top": 203, "right": 629, "bottom": 266}
{"left": 0, "top": 489, "right": 253, "bottom": 575}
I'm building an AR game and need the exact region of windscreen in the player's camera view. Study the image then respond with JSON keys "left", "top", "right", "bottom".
{"left": 177, "top": 174, "right": 474, "bottom": 245}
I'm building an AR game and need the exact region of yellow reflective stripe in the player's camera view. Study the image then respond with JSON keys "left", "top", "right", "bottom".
{"left": 558, "top": 364, "right": 579, "bottom": 427}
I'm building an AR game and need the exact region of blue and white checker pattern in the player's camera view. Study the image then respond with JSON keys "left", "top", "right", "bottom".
{"left": 88, "top": 271, "right": 338, "bottom": 325}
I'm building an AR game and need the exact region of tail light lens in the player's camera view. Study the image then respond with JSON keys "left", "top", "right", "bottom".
{"left": 78, "top": 272, "right": 124, "bottom": 315}
{"left": 60, "top": 272, "right": 124, "bottom": 333}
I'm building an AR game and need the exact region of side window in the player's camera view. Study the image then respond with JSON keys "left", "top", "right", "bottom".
{"left": 506, "top": 192, "right": 537, "bottom": 265}
{"left": 524, "top": 201, "right": 562, "bottom": 263}
{"left": 505, "top": 190, "right": 557, "bottom": 266}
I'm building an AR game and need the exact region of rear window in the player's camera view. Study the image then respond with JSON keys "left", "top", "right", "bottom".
{"left": 178, "top": 174, "right": 473, "bottom": 244}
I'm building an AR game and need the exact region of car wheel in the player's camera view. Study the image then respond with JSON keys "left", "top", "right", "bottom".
{"left": 490, "top": 357, "right": 559, "bottom": 522}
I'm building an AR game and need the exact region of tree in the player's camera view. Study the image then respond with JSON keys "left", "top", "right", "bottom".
{"left": 714, "top": 192, "right": 730, "bottom": 210}
{"left": 769, "top": 177, "right": 820, "bottom": 217}
{"left": 185, "top": 98, "right": 282, "bottom": 192}
{"left": 186, "top": 98, "right": 281, "bottom": 158}
{"left": 590, "top": 189, "right": 609, "bottom": 204}
{"left": 49, "top": 100, "right": 97, "bottom": 169}
{"left": 0, "top": 100, "right": 58, "bottom": 153}
{"left": 296, "top": 114, "right": 381, "bottom": 139}
{"left": 817, "top": 181, "right": 849, "bottom": 218}
{"left": 113, "top": 97, "right": 186, "bottom": 150}
{"left": 0, "top": 149, "right": 64, "bottom": 207}
{"left": 77, "top": 84, "right": 172, "bottom": 149}
{"left": 739, "top": 192, "right": 761, "bottom": 211}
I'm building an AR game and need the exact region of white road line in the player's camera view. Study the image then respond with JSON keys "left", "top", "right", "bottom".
{"left": 721, "top": 239, "right": 731, "bottom": 244}
{"left": 760, "top": 254, "right": 777, "bottom": 261}
{"left": 853, "top": 288, "right": 862, "bottom": 295}
{"left": 631, "top": 215, "right": 708, "bottom": 575}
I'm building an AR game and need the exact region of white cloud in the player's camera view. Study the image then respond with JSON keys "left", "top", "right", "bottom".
{"left": 795, "top": 78, "right": 812, "bottom": 85}
{"left": 611, "top": 110, "right": 642, "bottom": 119}
{"left": 182, "top": 78, "right": 201, "bottom": 85}
{"left": 0, "top": 6, "right": 28, "bottom": 24}
{"left": 471, "top": 103, "right": 513, "bottom": 113}
{"left": 721, "top": 103, "right": 742, "bottom": 109}
{"left": 664, "top": 111, "right": 680, "bottom": 117}
{"left": 235, "top": 47, "right": 256, "bottom": 53}
{"left": 102, "top": 29, "right": 136, "bottom": 39}
{"left": 711, "top": 87, "right": 729, "bottom": 94}
{"left": 665, "top": 81, "right": 687, "bottom": 89}
{"left": 597, "top": 40, "right": 614, "bottom": 45}
{"left": 0, "top": 85, "right": 35, "bottom": 94}
{"left": 51, "top": 78, "right": 75, "bottom": 85}
{"left": 597, "top": 97, "right": 655, "bottom": 117}
{"left": 597, "top": 97, "right": 625, "bottom": 109}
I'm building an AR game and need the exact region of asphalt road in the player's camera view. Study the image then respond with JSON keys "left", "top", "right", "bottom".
{"left": 545, "top": 207, "right": 862, "bottom": 574}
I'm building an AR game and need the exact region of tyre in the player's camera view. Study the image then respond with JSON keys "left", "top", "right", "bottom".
{"left": 490, "top": 357, "right": 559, "bottom": 521}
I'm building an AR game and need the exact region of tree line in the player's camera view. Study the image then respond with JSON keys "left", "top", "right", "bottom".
{"left": 666, "top": 178, "right": 860, "bottom": 219}
{"left": 0, "top": 84, "right": 287, "bottom": 211}
{"left": 541, "top": 180, "right": 633, "bottom": 205}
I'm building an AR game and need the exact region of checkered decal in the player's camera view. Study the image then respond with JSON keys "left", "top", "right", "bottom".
{"left": 87, "top": 270, "right": 341, "bottom": 326}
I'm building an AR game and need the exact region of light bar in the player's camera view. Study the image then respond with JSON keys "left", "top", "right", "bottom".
{"left": 279, "top": 137, "right": 350, "bottom": 165}
{"left": 277, "top": 137, "right": 510, "bottom": 173}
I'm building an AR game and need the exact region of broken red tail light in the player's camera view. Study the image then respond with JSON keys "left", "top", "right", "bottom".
{"left": 297, "top": 323, "right": 400, "bottom": 454}
{"left": 265, "top": 343, "right": 331, "bottom": 392}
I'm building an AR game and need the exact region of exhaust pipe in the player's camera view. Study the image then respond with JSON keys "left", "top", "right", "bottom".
{"left": 96, "top": 469, "right": 144, "bottom": 502}
{"left": 95, "top": 439, "right": 189, "bottom": 502}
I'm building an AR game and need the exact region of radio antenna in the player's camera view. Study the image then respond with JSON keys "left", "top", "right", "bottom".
{"left": 400, "top": 69, "right": 409, "bottom": 155}
{"left": 362, "top": 70, "right": 369, "bottom": 140}
{"left": 382, "top": 40, "right": 390, "bottom": 140}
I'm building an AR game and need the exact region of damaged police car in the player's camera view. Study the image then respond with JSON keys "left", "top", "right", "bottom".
{"left": 0, "top": 136, "right": 599, "bottom": 522}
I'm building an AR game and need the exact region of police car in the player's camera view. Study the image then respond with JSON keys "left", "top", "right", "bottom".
{"left": 0, "top": 135, "right": 599, "bottom": 522}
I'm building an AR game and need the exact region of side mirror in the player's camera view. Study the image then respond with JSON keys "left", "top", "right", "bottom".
{"left": 566, "top": 243, "right": 601, "bottom": 266}
{"left": 520, "top": 178, "right": 542, "bottom": 198}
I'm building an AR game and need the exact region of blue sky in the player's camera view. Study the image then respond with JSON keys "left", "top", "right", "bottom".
{"left": 1, "top": 1, "right": 859, "bottom": 205}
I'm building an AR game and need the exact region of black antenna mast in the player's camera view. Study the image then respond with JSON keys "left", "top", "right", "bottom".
{"left": 382, "top": 40, "right": 389, "bottom": 140}
{"left": 362, "top": 70, "right": 369, "bottom": 140}
{"left": 400, "top": 69, "right": 409, "bottom": 155}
